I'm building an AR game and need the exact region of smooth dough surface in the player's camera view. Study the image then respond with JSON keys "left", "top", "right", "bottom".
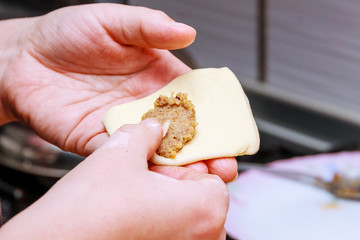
{"left": 103, "top": 67, "right": 260, "bottom": 165}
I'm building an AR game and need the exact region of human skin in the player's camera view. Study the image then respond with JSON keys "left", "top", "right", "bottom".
{"left": 0, "top": 119, "right": 229, "bottom": 239}
{"left": 0, "top": 3, "right": 237, "bottom": 182}
{"left": 0, "top": 3, "right": 237, "bottom": 239}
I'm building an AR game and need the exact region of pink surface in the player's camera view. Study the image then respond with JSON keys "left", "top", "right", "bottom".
{"left": 225, "top": 151, "right": 360, "bottom": 240}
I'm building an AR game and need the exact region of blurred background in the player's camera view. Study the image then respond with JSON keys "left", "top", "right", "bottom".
{"left": 1, "top": 0, "right": 360, "bottom": 236}
{"left": 130, "top": 0, "right": 360, "bottom": 161}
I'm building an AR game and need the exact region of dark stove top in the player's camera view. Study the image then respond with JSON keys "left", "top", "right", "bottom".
{"left": 0, "top": 165, "right": 54, "bottom": 224}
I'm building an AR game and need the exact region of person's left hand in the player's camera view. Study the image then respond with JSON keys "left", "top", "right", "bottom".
{"left": 0, "top": 4, "right": 237, "bottom": 182}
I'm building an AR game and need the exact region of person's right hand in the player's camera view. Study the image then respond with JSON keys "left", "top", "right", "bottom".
{"left": 0, "top": 118, "right": 229, "bottom": 240}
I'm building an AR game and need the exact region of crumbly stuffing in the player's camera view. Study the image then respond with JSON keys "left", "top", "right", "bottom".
{"left": 142, "top": 92, "right": 197, "bottom": 158}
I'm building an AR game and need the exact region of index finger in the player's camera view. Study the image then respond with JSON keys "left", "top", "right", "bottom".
{"left": 150, "top": 157, "right": 238, "bottom": 183}
{"left": 205, "top": 157, "right": 238, "bottom": 183}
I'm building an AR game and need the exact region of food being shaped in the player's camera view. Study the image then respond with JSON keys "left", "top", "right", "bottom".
{"left": 142, "top": 92, "right": 197, "bottom": 159}
{"left": 102, "top": 67, "right": 260, "bottom": 166}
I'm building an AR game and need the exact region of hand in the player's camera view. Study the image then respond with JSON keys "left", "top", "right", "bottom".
{"left": 0, "top": 119, "right": 229, "bottom": 239}
{"left": 1, "top": 4, "right": 194, "bottom": 154}
{"left": 0, "top": 3, "right": 237, "bottom": 182}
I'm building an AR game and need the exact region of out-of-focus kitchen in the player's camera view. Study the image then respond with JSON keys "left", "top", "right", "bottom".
{"left": 1, "top": 0, "right": 360, "bottom": 239}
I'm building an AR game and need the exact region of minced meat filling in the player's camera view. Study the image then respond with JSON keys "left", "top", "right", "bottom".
{"left": 142, "top": 92, "right": 197, "bottom": 159}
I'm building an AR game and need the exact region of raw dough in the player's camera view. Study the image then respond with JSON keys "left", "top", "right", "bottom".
{"left": 102, "top": 67, "right": 259, "bottom": 166}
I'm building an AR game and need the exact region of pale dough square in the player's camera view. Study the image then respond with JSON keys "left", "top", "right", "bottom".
{"left": 103, "top": 67, "right": 260, "bottom": 165}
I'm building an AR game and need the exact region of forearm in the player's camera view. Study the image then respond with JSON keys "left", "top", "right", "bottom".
{"left": 0, "top": 18, "right": 36, "bottom": 125}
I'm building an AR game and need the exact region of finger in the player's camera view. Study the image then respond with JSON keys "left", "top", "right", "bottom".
{"left": 149, "top": 165, "right": 229, "bottom": 239}
{"left": 151, "top": 164, "right": 229, "bottom": 235}
{"left": 150, "top": 165, "right": 214, "bottom": 183}
{"left": 151, "top": 158, "right": 238, "bottom": 182}
{"left": 82, "top": 132, "right": 109, "bottom": 156}
{"left": 94, "top": 4, "right": 196, "bottom": 49}
{"left": 92, "top": 118, "right": 163, "bottom": 169}
{"left": 150, "top": 165, "right": 205, "bottom": 180}
{"left": 183, "top": 161, "right": 209, "bottom": 173}
{"left": 205, "top": 157, "right": 238, "bottom": 183}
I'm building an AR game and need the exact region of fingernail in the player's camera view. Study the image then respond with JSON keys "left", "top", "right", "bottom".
{"left": 141, "top": 118, "right": 161, "bottom": 129}
{"left": 162, "top": 120, "right": 170, "bottom": 138}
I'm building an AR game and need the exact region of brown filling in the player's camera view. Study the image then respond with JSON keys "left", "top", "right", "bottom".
{"left": 142, "top": 92, "right": 197, "bottom": 158}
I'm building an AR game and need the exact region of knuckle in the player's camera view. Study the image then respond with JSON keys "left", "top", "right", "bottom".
{"left": 205, "top": 175, "right": 230, "bottom": 202}
{"left": 192, "top": 203, "right": 227, "bottom": 239}
{"left": 137, "top": 7, "right": 169, "bottom": 20}
{"left": 190, "top": 181, "right": 229, "bottom": 239}
{"left": 153, "top": 9, "right": 169, "bottom": 19}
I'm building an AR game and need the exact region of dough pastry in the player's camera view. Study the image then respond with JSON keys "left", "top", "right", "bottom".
{"left": 102, "top": 67, "right": 260, "bottom": 166}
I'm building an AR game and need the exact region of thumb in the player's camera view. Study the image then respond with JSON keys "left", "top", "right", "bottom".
{"left": 94, "top": 4, "right": 196, "bottom": 50}
{"left": 92, "top": 118, "right": 163, "bottom": 169}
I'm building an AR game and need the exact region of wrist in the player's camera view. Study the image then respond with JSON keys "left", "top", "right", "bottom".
{"left": 0, "top": 18, "right": 37, "bottom": 125}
